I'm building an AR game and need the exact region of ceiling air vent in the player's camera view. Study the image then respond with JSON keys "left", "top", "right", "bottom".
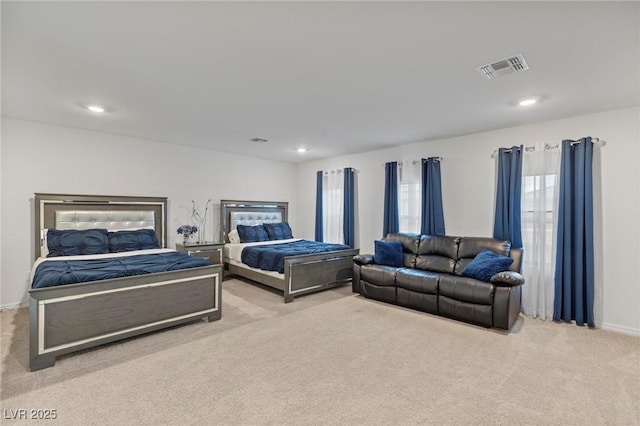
{"left": 249, "top": 137, "right": 269, "bottom": 144}
{"left": 476, "top": 54, "right": 529, "bottom": 79}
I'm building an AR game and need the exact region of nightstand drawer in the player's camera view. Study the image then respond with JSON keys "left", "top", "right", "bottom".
{"left": 176, "top": 242, "right": 224, "bottom": 266}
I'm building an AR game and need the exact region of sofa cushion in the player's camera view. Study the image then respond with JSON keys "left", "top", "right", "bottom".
{"left": 374, "top": 240, "right": 403, "bottom": 267}
{"left": 396, "top": 269, "right": 438, "bottom": 295}
{"left": 360, "top": 264, "right": 398, "bottom": 287}
{"left": 415, "top": 256, "right": 457, "bottom": 275}
{"left": 418, "top": 235, "right": 460, "bottom": 258}
{"left": 384, "top": 233, "right": 420, "bottom": 268}
{"left": 414, "top": 235, "right": 458, "bottom": 274}
{"left": 439, "top": 274, "right": 495, "bottom": 305}
{"left": 454, "top": 237, "right": 511, "bottom": 275}
{"left": 460, "top": 249, "right": 514, "bottom": 282}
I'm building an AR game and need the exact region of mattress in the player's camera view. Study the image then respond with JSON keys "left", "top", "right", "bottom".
{"left": 31, "top": 248, "right": 211, "bottom": 289}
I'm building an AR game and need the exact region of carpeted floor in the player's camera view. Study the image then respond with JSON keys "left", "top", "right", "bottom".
{"left": 1, "top": 278, "right": 639, "bottom": 425}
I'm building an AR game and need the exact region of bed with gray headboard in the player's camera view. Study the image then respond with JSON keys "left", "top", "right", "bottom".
{"left": 29, "top": 193, "right": 221, "bottom": 371}
{"left": 220, "top": 200, "right": 359, "bottom": 302}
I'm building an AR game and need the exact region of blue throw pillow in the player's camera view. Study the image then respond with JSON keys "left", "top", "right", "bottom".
{"left": 461, "top": 249, "right": 514, "bottom": 282}
{"left": 263, "top": 222, "right": 294, "bottom": 240}
{"left": 47, "top": 228, "right": 109, "bottom": 257}
{"left": 374, "top": 240, "right": 403, "bottom": 267}
{"left": 236, "top": 225, "right": 270, "bottom": 243}
{"left": 108, "top": 229, "right": 160, "bottom": 253}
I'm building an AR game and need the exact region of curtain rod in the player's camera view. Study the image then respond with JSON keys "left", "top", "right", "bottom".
{"left": 490, "top": 137, "right": 606, "bottom": 158}
{"left": 321, "top": 168, "right": 358, "bottom": 175}
{"left": 383, "top": 157, "right": 443, "bottom": 167}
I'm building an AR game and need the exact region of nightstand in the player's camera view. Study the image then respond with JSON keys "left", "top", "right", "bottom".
{"left": 175, "top": 241, "right": 225, "bottom": 266}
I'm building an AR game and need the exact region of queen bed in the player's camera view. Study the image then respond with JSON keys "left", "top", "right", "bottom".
{"left": 29, "top": 193, "right": 222, "bottom": 371}
{"left": 220, "top": 200, "right": 359, "bottom": 302}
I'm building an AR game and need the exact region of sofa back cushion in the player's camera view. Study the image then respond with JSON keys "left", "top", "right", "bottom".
{"left": 384, "top": 233, "right": 420, "bottom": 268}
{"left": 508, "top": 247, "right": 523, "bottom": 273}
{"left": 454, "top": 237, "right": 511, "bottom": 275}
{"left": 415, "top": 235, "right": 460, "bottom": 274}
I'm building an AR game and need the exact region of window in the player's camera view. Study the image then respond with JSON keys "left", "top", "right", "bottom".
{"left": 522, "top": 174, "right": 556, "bottom": 266}
{"left": 398, "top": 162, "right": 420, "bottom": 233}
{"left": 520, "top": 146, "right": 560, "bottom": 320}
{"left": 322, "top": 170, "right": 344, "bottom": 244}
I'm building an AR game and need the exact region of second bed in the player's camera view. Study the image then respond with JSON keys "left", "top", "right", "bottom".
{"left": 221, "top": 200, "right": 359, "bottom": 302}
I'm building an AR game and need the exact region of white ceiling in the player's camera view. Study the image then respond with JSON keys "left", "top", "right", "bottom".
{"left": 2, "top": 2, "right": 638, "bottom": 163}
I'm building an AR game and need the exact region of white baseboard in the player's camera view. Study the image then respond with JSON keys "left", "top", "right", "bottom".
{"left": 0, "top": 300, "right": 29, "bottom": 310}
{"left": 600, "top": 322, "right": 640, "bottom": 337}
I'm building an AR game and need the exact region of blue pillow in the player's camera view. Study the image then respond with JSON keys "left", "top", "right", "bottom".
{"left": 236, "top": 225, "right": 270, "bottom": 243}
{"left": 374, "top": 240, "right": 403, "bottom": 267}
{"left": 461, "top": 249, "right": 514, "bottom": 282}
{"left": 47, "top": 228, "right": 109, "bottom": 257}
{"left": 263, "top": 222, "right": 294, "bottom": 240}
{"left": 108, "top": 229, "right": 160, "bottom": 253}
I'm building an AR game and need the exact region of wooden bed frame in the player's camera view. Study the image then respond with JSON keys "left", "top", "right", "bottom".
{"left": 29, "top": 193, "right": 221, "bottom": 371}
{"left": 220, "top": 200, "right": 359, "bottom": 303}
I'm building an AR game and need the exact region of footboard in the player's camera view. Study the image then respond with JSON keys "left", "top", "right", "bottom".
{"left": 283, "top": 248, "right": 359, "bottom": 302}
{"left": 29, "top": 265, "right": 221, "bottom": 371}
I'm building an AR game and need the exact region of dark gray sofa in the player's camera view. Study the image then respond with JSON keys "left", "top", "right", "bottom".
{"left": 352, "top": 233, "right": 525, "bottom": 330}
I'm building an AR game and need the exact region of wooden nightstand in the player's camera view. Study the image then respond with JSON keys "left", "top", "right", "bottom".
{"left": 175, "top": 241, "right": 225, "bottom": 266}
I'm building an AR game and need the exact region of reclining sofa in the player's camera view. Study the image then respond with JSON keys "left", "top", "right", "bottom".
{"left": 352, "top": 233, "right": 524, "bottom": 330}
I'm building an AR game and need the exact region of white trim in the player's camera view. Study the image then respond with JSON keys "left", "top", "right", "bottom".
{"left": 600, "top": 322, "right": 640, "bottom": 337}
{"left": 0, "top": 301, "right": 29, "bottom": 310}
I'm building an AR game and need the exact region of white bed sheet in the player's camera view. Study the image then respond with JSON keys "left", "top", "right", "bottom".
{"left": 30, "top": 248, "right": 177, "bottom": 285}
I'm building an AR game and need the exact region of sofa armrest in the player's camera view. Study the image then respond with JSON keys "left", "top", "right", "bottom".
{"left": 353, "top": 254, "right": 375, "bottom": 266}
{"left": 490, "top": 271, "right": 525, "bottom": 287}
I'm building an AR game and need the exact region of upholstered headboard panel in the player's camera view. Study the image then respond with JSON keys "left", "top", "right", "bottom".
{"left": 229, "top": 211, "right": 282, "bottom": 230}
{"left": 220, "top": 200, "right": 288, "bottom": 242}
{"left": 55, "top": 210, "right": 155, "bottom": 231}
{"left": 34, "top": 193, "right": 167, "bottom": 259}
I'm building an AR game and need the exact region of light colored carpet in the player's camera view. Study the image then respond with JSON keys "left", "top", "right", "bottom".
{"left": 2, "top": 278, "right": 639, "bottom": 425}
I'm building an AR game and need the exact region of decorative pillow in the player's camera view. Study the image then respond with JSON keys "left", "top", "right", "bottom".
{"left": 236, "top": 224, "right": 270, "bottom": 243}
{"left": 373, "top": 240, "right": 403, "bottom": 267}
{"left": 228, "top": 229, "right": 241, "bottom": 244}
{"left": 263, "top": 222, "right": 294, "bottom": 240}
{"left": 47, "top": 228, "right": 109, "bottom": 257}
{"left": 461, "top": 249, "right": 514, "bottom": 282}
{"left": 108, "top": 229, "right": 160, "bottom": 253}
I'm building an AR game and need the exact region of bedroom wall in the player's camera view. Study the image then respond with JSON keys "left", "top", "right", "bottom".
{"left": 296, "top": 107, "right": 640, "bottom": 335}
{"left": 0, "top": 117, "right": 298, "bottom": 307}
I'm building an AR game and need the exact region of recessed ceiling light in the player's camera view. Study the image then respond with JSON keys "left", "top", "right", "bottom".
{"left": 297, "top": 148, "right": 307, "bottom": 153}
{"left": 518, "top": 98, "right": 537, "bottom": 107}
{"left": 87, "top": 105, "right": 105, "bottom": 113}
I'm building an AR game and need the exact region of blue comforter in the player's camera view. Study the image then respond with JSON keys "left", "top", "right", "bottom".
{"left": 241, "top": 240, "right": 350, "bottom": 274}
{"left": 32, "top": 252, "right": 212, "bottom": 289}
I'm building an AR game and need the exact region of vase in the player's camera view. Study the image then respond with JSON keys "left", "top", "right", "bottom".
{"left": 183, "top": 235, "right": 189, "bottom": 244}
